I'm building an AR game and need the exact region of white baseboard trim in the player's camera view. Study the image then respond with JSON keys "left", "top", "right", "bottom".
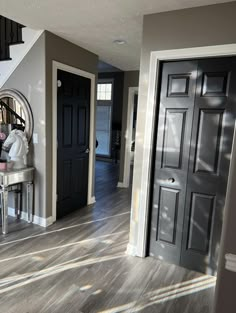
{"left": 33, "top": 215, "right": 54, "bottom": 227}
{"left": 225, "top": 254, "right": 236, "bottom": 272}
{"left": 8, "top": 207, "right": 53, "bottom": 228}
{"left": 126, "top": 243, "right": 137, "bottom": 256}
{"left": 88, "top": 196, "right": 96, "bottom": 205}
{"left": 117, "top": 181, "right": 129, "bottom": 188}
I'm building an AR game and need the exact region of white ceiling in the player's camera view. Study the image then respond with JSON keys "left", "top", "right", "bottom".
{"left": 0, "top": 0, "right": 234, "bottom": 70}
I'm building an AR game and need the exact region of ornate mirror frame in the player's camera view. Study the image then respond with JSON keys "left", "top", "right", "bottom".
{"left": 0, "top": 89, "right": 34, "bottom": 141}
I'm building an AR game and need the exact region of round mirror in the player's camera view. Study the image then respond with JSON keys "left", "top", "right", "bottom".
{"left": 0, "top": 89, "right": 33, "bottom": 142}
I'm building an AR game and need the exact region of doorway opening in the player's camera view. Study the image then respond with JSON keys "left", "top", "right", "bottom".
{"left": 96, "top": 79, "right": 113, "bottom": 158}
{"left": 95, "top": 62, "right": 125, "bottom": 201}
{"left": 148, "top": 56, "right": 236, "bottom": 275}
{"left": 95, "top": 78, "right": 120, "bottom": 201}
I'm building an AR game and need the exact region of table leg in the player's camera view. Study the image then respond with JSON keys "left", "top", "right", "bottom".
{"left": 1, "top": 186, "right": 8, "bottom": 235}
{"left": 26, "top": 182, "right": 33, "bottom": 223}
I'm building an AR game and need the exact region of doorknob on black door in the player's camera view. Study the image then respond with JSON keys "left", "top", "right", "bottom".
{"left": 167, "top": 178, "right": 175, "bottom": 183}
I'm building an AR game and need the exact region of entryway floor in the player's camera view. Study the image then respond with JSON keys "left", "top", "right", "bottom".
{"left": 0, "top": 161, "right": 215, "bottom": 313}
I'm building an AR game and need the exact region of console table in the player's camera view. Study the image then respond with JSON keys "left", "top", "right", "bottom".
{"left": 0, "top": 167, "right": 34, "bottom": 234}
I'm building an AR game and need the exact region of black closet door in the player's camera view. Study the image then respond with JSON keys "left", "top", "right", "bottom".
{"left": 57, "top": 70, "right": 90, "bottom": 219}
{"left": 149, "top": 61, "right": 198, "bottom": 264}
{"left": 180, "top": 57, "right": 236, "bottom": 274}
{"left": 149, "top": 57, "right": 236, "bottom": 274}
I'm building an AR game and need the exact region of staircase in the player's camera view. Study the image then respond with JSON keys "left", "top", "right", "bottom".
{"left": 0, "top": 16, "right": 43, "bottom": 88}
{"left": 0, "top": 15, "right": 25, "bottom": 61}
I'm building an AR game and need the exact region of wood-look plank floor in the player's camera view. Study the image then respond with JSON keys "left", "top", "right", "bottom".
{"left": 0, "top": 161, "right": 215, "bottom": 313}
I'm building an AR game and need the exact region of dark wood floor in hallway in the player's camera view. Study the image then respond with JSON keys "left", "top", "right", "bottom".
{"left": 0, "top": 161, "right": 215, "bottom": 313}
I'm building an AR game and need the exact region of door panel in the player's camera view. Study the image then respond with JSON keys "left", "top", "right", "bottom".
{"left": 202, "top": 72, "right": 229, "bottom": 96}
{"left": 187, "top": 192, "right": 215, "bottom": 253}
{"left": 78, "top": 107, "right": 87, "bottom": 146}
{"left": 180, "top": 58, "right": 236, "bottom": 274}
{"left": 63, "top": 105, "right": 73, "bottom": 147}
{"left": 149, "top": 61, "right": 198, "bottom": 264}
{"left": 62, "top": 160, "right": 72, "bottom": 199}
{"left": 194, "top": 109, "right": 223, "bottom": 174}
{"left": 57, "top": 70, "right": 90, "bottom": 219}
{"left": 162, "top": 109, "right": 186, "bottom": 169}
{"left": 157, "top": 187, "right": 180, "bottom": 244}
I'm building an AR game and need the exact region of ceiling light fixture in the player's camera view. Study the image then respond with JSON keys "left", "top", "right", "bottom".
{"left": 113, "top": 39, "right": 127, "bottom": 45}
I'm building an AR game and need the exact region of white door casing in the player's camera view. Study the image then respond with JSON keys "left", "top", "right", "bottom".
{"left": 118, "top": 87, "right": 138, "bottom": 188}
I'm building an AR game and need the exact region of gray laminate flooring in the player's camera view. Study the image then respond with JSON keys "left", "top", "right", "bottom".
{"left": 0, "top": 161, "right": 216, "bottom": 313}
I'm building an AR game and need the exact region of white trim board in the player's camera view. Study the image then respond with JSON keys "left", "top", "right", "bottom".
{"left": 130, "top": 44, "right": 236, "bottom": 258}
{"left": 118, "top": 87, "right": 138, "bottom": 189}
{"left": 117, "top": 182, "right": 127, "bottom": 188}
{"left": 8, "top": 207, "right": 53, "bottom": 227}
{"left": 225, "top": 254, "right": 236, "bottom": 272}
{"left": 126, "top": 243, "right": 137, "bottom": 256}
{"left": 52, "top": 61, "right": 96, "bottom": 223}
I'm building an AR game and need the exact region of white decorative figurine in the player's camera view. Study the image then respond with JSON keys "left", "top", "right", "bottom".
{"left": 3, "top": 129, "right": 29, "bottom": 169}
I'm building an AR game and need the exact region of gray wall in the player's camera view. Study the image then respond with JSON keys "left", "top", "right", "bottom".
{"left": 2, "top": 31, "right": 98, "bottom": 219}
{"left": 45, "top": 31, "right": 98, "bottom": 217}
{"left": 130, "top": 2, "right": 236, "bottom": 312}
{"left": 2, "top": 33, "right": 46, "bottom": 218}
{"left": 119, "top": 71, "right": 139, "bottom": 182}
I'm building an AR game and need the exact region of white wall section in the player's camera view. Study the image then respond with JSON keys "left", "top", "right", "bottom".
{"left": 0, "top": 27, "right": 43, "bottom": 88}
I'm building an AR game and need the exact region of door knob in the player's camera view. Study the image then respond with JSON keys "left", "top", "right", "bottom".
{"left": 85, "top": 148, "right": 90, "bottom": 154}
{"left": 167, "top": 178, "right": 175, "bottom": 183}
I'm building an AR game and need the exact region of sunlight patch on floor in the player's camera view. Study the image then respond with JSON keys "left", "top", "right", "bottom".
{"left": 0, "top": 211, "right": 130, "bottom": 247}
{"left": 0, "top": 231, "right": 126, "bottom": 263}
{"left": 0, "top": 254, "right": 126, "bottom": 295}
{"left": 98, "top": 275, "right": 216, "bottom": 313}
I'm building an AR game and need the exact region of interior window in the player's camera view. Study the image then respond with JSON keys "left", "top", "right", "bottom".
{"left": 97, "top": 83, "right": 112, "bottom": 100}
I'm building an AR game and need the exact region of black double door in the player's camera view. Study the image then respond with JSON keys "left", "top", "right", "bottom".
{"left": 57, "top": 70, "right": 90, "bottom": 219}
{"left": 149, "top": 57, "right": 236, "bottom": 274}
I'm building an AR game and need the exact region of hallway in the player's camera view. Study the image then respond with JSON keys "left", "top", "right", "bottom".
{"left": 0, "top": 161, "right": 215, "bottom": 313}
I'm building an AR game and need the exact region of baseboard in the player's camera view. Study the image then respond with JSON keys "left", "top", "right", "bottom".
{"left": 8, "top": 207, "right": 53, "bottom": 228}
{"left": 126, "top": 243, "right": 137, "bottom": 256}
{"left": 225, "top": 254, "right": 236, "bottom": 272}
{"left": 88, "top": 196, "right": 96, "bottom": 205}
{"left": 117, "top": 181, "right": 129, "bottom": 188}
{"left": 33, "top": 215, "right": 54, "bottom": 227}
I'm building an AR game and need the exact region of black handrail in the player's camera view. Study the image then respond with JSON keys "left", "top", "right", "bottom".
{"left": 0, "top": 99, "right": 25, "bottom": 124}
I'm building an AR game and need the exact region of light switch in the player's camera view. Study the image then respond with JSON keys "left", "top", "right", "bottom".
{"left": 33, "top": 133, "right": 38, "bottom": 144}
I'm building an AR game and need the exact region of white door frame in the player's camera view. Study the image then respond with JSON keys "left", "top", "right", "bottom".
{"left": 134, "top": 44, "right": 236, "bottom": 258}
{"left": 52, "top": 61, "right": 96, "bottom": 223}
{"left": 118, "top": 87, "right": 138, "bottom": 188}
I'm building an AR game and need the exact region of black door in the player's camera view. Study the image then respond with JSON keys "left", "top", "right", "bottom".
{"left": 149, "top": 61, "right": 198, "bottom": 264}
{"left": 149, "top": 57, "right": 236, "bottom": 274}
{"left": 57, "top": 70, "right": 90, "bottom": 219}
